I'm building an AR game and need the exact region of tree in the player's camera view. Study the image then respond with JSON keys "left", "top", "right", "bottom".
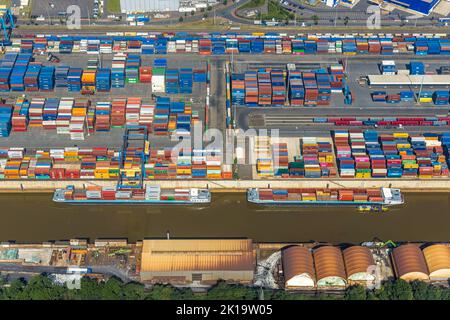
{"left": 207, "top": 6, "right": 212, "bottom": 11}
{"left": 343, "top": 16, "right": 349, "bottom": 26}
{"left": 410, "top": 281, "right": 429, "bottom": 300}
{"left": 22, "top": 274, "right": 66, "bottom": 300}
{"left": 312, "top": 15, "right": 319, "bottom": 25}
{"left": 206, "top": 281, "right": 258, "bottom": 300}
{"left": 147, "top": 284, "right": 176, "bottom": 300}
{"left": 100, "top": 277, "right": 123, "bottom": 300}
{"left": 122, "top": 282, "right": 146, "bottom": 300}
{"left": 345, "top": 285, "right": 367, "bottom": 300}
{"left": 191, "top": 10, "right": 195, "bottom": 16}
{"left": 223, "top": 0, "right": 228, "bottom": 5}
{"left": 203, "top": 13, "right": 208, "bottom": 19}
{"left": 179, "top": 16, "right": 184, "bottom": 22}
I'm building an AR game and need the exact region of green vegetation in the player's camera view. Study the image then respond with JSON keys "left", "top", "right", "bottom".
{"left": 260, "top": 1, "right": 294, "bottom": 22}
{"left": 0, "top": 0, "right": 12, "bottom": 7}
{"left": 106, "top": 0, "right": 121, "bottom": 14}
{"left": 238, "top": 0, "right": 266, "bottom": 11}
{"left": 1, "top": 275, "right": 450, "bottom": 300}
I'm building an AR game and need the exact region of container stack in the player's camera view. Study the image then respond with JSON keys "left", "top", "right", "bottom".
{"left": 96, "top": 68, "right": 111, "bottom": 92}
{"left": 24, "top": 63, "right": 41, "bottom": 91}
{"left": 255, "top": 136, "right": 273, "bottom": 177}
{"left": 94, "top": 102, "right": 111, "bottom": 131}
{"left": 38, "top": 66, "right": 55, "bottom": 91}
{"left": 125, "top": 97, "right": 141, "bottom": 126}
{"left": 10, "top": 53, "right": 32, "bottom": 91}
{"left": 244, "top": 71, "right": 258, "bottom": 106}
{"left": 111, "top": 54, "right": 126, "bottom": 88}
{"left": 433, "top": 91, "right": 449, "bottom": 105}
{"left": 151, "top": 66, "right": 165, "bottom": 93}
{"left": 179, "top": 68, "right": 193, "bottom": 94}
{"left": 288, "top": 71, "right": 304, "bottom": 106}
{"left": 231, "top": 74, "right": 245, "bottom": 105}
{"left": 81, "top": 69, "right": 96, "bottom": 94}
{"left": 257, "top": 71, "right": 271, "bottom": 106}
{"left": 125, "top": 55, "right": 140, "bottom": 84}
{"left": 111, "top": 98, "right": 126, "bottom": 127}
{"left": 42, "top": 98, "right": 58, "bottom": 130}
{"left": 11, "top": 98, "right": 29, "bottom": 132}
{"left": 68, "top": 68, "right": 82, "bottom": 92}
{"left": 409, "top": 61, "right": 425, "bottom": 75}
{"left": 0, "top": 104, "right": 13, "bottom": 137}
{"left": 55, "top": 66, "right": 69, "bottom": 88}
{"left": 139, "top": 102, "right": 154, "bottom": 130}
{"left": 139, "top": 66, "right": 152, "bottom": 83}
{"left": 165, "top": 69, "right": 179, "bottom": 94}
{"left": 271, "top": 70, "right": 286, "bottom": 105}
{"left": 380, "top": 60, "right": 396, "bottom": 75}
{"left": 272, "top": 143, "right": 288, "bottom": 176}
{"left": 193, "top": 69, "right": 207, "bottom": 83}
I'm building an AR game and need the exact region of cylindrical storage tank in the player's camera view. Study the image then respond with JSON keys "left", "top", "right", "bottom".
{"left": 343, "top": 246, "right": 376, "bottom": 282}
{"left": 313, "top": 246, "right": 347, "bottom": 287}
{"left": 392, "top": 244, "right": 429, "bottom": 281}
{"left": 281, "top": 246, "right": 315, "bottom": 288}
{"left": 422, "top": 244, "right": 450, "bottom": 281}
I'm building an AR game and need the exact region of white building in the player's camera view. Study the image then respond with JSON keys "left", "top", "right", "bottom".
{"left": 120, "top": 0, "right": 180, "bottom": 13}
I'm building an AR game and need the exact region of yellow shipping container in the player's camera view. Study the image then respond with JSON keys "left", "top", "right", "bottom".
{"left": 396, "top": 143, "right": 411, "bottom": 149}
{"left": 403, "top": 163, "right": 419, "bottom": 169}
{"left": 393, "top": 132, "right": 409, "bottom": 138}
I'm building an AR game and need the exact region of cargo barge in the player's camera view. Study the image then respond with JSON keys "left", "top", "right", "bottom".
{"left": 53, "top": 185, "right": 211, "bottom": 205}
{"left": 247, "top": 187, "right": 404, "bottom": 209}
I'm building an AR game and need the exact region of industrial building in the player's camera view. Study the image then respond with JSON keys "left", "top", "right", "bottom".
{"left": 281, "top": 246, "right": 316, "bottom": 289}
{"left": 422, "top": 244, "right": 450, "bottom": 281}
{"left": 313, "top": 246, "right": 347, "bottom": 287}
{"left": 343, "top": 246, "right": 376, "bottom": 282}
{"left": 376, "top": 0, "right": 441, "bottom": 16}
{"left": 140, "top": 239, "right": 254, "bottom": 284}
{"left": 120, "top": 0, "right": 180, "bottom": 13}
{"left": 391, "top": 244, "right": 429, "bottom": 281}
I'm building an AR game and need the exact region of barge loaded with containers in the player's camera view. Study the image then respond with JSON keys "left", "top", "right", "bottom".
{"left": 247, "top": 187, "right": 404, "bottom": 210}
{"left": 53, "top": 185, "right": 211, "bottom": 205}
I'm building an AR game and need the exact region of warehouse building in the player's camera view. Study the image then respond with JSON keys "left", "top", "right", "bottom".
{"left": 120, "top": 0, "right": 180, "bottom": 13}
{"left": 281, "top": 246, "right": 316, "bottom": 289}
{"left": 313, "top": 246, "right": 347, "bottom": 287}
{"left": 343, "top": 246, "right": 377, "bottom": 282}
{"left": 376, "top": 0, "right": 441, "bottom": 16}
{"left": 140, "top": 239, "right": 254, "bottom": 284}
{"left": 391, "top": 244, "right": 429, "bottom": 281}
{"left": 422, "top": 244, "right": 450, "bottom": 281}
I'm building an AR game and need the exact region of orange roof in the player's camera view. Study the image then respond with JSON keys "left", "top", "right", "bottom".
{"left": 313, "top": 246, "right": 346, "bottom": 281}
{"left": 422, "top": 244, "right": 450, "bottom": 278}
{"left": 392, "top": 244, "right": 429, "bottom": 281}
{"left": 343, "top": 246, "right": 375, "bottom": 278}
{"left": 140, "top": 239, "right": 254, "bottom": 272}
{"left": 281, "top": 246, "right": 315, "bottom": 283}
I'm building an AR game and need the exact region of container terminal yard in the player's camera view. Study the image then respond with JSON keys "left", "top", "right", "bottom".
{"left": 1, "top": 18, "right": 450, "bottom": 293}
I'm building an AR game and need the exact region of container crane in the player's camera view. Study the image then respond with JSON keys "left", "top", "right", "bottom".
{"left": 117, "top": 125, "right": 149, "bottom": 190}
{"left": 0, "top": 6, "right": 14, "bottom": 45}
{"left": 342, "top": 77, "right": 353, "bottom": 105}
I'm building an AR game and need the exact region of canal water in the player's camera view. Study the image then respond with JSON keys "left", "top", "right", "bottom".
{"left": 0, "top": 192, "right": 448, "bottom": 244}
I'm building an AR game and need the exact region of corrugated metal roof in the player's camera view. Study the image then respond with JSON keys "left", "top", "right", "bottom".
{"left": 141, "top": 239, "right": 254, "bottom": 272}
{"left": 313, "top": 246, "right": 346, "bottom": 282}
{"left": 120, "top": 0, "right": 180, "bottom": 13}
{"left": 343, "top": 246, "right": 375, "bottom": 278}
{"left": 281, "top": 246, "right": 315, "bottom": 284}
{"left": 392, "top": 244, "right": 429, "bottom": 281}
{"left": 422, "top": 244, "right": 450, "bottom": 279}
